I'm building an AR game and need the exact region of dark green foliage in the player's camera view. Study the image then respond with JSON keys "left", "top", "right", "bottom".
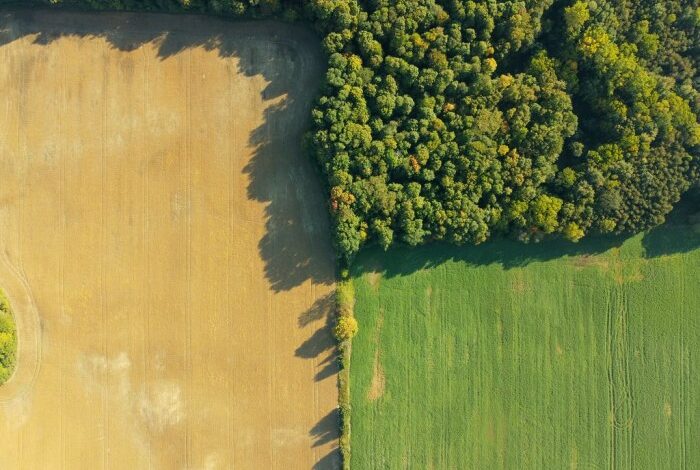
{"left": 311, "top": 0, "right": 699, "bottom": 259}
{"left": 19, "top": 0, "right": 700, "bottom": 259}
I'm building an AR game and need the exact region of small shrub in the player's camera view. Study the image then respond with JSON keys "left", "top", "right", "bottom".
{"left": 0, "top": 292, "right": 17, "bottom": 385}
{"left": 334, "top": 315, "right": 358, "bottom": 342}
{"left": 0, "top": 331, "right": 15, "bottom": 362}
{"left": 0, "top": 311, "right": 13, "bottom": 332}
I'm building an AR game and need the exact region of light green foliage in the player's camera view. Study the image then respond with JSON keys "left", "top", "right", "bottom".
{"left": 0, "top": 290, "right": 16, "bottom": 384}
{"left": 350, "top": 227, "right": 700, "bottom": 468}
{"left": 564, "top": 1, "right": 590, "bottom": 35}
{"left": 563, "top": 221, "right": 585, "bottom": 241}
{"left": 530, "top": 194, "right": 563, "bottom": 233}
{"left": 336, "top": 280, "right": 355, "bottom": 316}
{"left": 334, "top": 315, "right": 358, "bottom": 341}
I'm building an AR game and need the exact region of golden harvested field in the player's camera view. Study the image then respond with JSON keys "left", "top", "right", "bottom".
{"left": 0, "top": 9, "right": 338, "bottom": 469}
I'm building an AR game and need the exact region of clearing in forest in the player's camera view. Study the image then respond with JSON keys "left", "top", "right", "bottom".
{"left": 350, "top": 227, "right": 699, "bottom": 468}
{"left": 0, "top": 9, "right": 339, "bottom": 469}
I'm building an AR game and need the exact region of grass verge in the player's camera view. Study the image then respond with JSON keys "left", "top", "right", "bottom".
{"left": 335, "top": 278, "right": 357, "bottom": 470}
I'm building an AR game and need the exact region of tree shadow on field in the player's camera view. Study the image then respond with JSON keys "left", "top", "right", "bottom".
{"left": 354, "top": 190, "right": 700, "bottom": 278}
{"left": 244, "top": 71, "right": 337, "bottom": 292}
{"left": 310, "top": 409, "right": 342, "bottom": 469}
{"left": 0, "top": 6, "right": 335, "bottom": 293}
{"left": 313, "top": 449, "right": 342, "bottom": 470}
{"left": 352, "top": 234, "right": 630, "bottom": 280}
{"left": 298, "top": 293, "right": 335, "bottom": 328}
{"left": 641, "top": 187, "right": 700, "bottom": 258}
{"left": 296, "top": 294, "right": 340, "bottom": 466}
{"left": 296, "top": 293, "right": 339, "bottom": 381}
{"left": 295, "top": 311, "right": 335, "bottom": 359}
{"left": 311, "top": 409, "right": 341, "bottom": 447}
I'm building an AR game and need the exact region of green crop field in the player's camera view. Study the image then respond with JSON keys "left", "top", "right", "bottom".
{"left": 349, "top": 224, "right": 700, "bottom": 469}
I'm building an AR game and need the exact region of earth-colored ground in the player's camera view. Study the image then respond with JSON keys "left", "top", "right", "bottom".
{"left": 0, "top": 9, "right": 338, "bottom": 469}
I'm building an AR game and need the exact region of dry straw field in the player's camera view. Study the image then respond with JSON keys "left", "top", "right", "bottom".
{"left": 0, "top": 9, "right": 338, "bottom": 469}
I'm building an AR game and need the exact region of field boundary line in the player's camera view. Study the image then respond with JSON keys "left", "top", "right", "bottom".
{"left": 101, "top": 38, "right": 110, "bottom": 470}
{"left": 141, "top": 43, "right": 153, "bottom": 470}
{"left": 185, "top": 46, "right": 193, "bottom": 468}
{"left": 605, "top": 285, "right": 615, "bottom": 470}
{"left": 60, "top": 44, "right": 67, "bottom": 470}
{"left": 678, "top": 260, "right": 687, "bottom": 470}
{"left": 226, "top": 51, "right": 236, "bottom": 470}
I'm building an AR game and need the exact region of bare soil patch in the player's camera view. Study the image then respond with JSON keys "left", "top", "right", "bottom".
{"left": 366, "top": 308, "right": 384, "bottom": 401}
{"left": 0, "top": 9, "right": 338, "bottom": 469}
{"left": 367, "top": 351, "right": 385, "bottom": 402}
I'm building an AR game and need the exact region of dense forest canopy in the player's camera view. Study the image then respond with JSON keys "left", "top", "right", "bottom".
{"left": 28, "top": 0, "right": 700, "bottom": 259}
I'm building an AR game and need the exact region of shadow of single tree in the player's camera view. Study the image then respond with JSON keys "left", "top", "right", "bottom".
{"left": 310, "top": 408, "right": 341, "bottom": 448}
{"left": 312, "top": 449, "right": 342, "bottom": 470}
{"left": 314, "top": 349, "right": 339, "bottom": 381}
{"left": 295, "top": 311, "right": 335, "bottom": 360}
{"left": 298, "top": 292, "right": 334, "bottom": 328}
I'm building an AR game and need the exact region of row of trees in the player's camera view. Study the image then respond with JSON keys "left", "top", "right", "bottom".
{"left": 40, "top": 0, "right": 700, "bottom": 259}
